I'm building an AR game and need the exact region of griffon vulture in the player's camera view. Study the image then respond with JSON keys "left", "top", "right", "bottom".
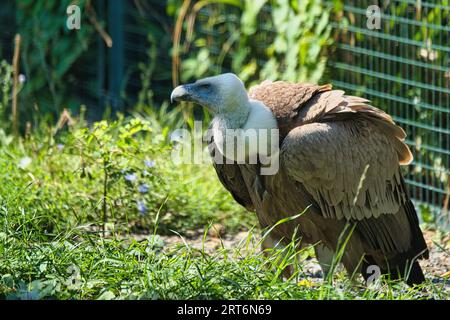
{"left": 171, "top": 73, "right": 429, "bottom": 285}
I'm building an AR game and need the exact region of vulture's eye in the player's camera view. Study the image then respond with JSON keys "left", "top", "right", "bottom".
{"left": 199, "top": 83, "right": 211, "bottom": 90}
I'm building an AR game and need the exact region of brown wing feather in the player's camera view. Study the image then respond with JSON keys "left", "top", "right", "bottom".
{"left": 277, "top": 88, "right": 427, "bottom": 264}
{"left": 207, "top": 136, "right": 254, "bottom": 212}
{"left": 281, "top": 118, "right": 406, "bottom": 220}
{"left": 248, "top": 81, "right": 332, "bottom": 138}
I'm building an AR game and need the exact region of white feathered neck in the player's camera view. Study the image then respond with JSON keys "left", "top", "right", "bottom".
{"left": 212, "top": 98, "right": 278, "bottom": 162}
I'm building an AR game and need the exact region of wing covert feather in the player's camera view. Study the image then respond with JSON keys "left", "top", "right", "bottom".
{"left": 281, "top": 118, "right": 407, "bottom": 220}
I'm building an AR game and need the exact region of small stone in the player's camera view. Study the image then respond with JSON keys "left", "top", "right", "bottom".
{"left": 208, "top": 223, "right": 226, "bottom": 238}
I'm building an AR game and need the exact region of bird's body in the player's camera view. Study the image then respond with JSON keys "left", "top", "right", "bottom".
{"left": 171, "top": 73, "right": 429, "bottom": 285}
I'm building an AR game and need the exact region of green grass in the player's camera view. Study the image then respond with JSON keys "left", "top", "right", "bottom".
{"left": 0, "top": 110, "right": 448, "bottom": 300}
{"left": 1, "top": 226, "right": 447, "bottom": 300}
{"left": 0, "top": 110, "right": 252, "bottom": 235}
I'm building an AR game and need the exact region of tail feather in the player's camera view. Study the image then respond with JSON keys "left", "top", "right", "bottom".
{"left": 400, "top": 175, "right": 429, "bottom": 260}
{"left": 404, "top": 260, "right": 426, "bottom": 286}
{"left": 359, "top": 176, "right": 428, "bottom": 286}
{"left": 361, "top": 259, "right": 426, "bottom": 286}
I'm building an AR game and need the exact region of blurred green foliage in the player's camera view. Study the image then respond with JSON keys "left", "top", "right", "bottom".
{"left": 0, "top": 105, "right": 250, "bottom": 236}
{"left": 10, "top": 0, "right": 333, "bottom": 127}
{"left": 0, "top": 60, "right": 13, "bottom": 124}
{"left": 172, "top": 0, "right": 333, "bottom": 85}
{"left": 16, "top": 0, "right": 96, "bottom": 119}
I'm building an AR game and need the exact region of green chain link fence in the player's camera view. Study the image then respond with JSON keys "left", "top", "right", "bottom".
{"left": 329, "top": 0, "right": 449, "bottom": 227}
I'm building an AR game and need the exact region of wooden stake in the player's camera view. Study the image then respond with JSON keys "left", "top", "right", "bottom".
{"left": 172, "top": 0, "right": 191, "bottom": 88}
{"left": 12, "top": 34, "right": 21, "bottom": 136}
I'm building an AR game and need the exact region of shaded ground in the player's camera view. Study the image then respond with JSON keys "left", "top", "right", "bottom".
{"left": 420, "top": 230, "right": 450, "bottom": 282}
{"left": 136, "top": 226, "right": 449, "bottom": 290}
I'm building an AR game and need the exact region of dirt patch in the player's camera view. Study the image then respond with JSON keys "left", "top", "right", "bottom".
{"left": 420, "top": 230, "right": 449, "bottom": 279}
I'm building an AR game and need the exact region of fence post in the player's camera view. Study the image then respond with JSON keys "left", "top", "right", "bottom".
{"left": 96, "top": 0, "right": 106, "bottom": 118}
{"left": 108, "top": 0, "right": 124, "bottom": 113}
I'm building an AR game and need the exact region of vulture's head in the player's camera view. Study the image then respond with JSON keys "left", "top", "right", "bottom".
{"left": 171, "top": 73, "right": 249, "bottom": 115}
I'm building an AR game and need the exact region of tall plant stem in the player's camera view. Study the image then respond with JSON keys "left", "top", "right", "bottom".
{"left": 12, "top": 34, "right": 21, "bottom": 136}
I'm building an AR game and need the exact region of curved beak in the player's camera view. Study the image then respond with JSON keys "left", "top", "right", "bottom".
{"left": 170, "top": 84, "right": 193, "bottom": 103}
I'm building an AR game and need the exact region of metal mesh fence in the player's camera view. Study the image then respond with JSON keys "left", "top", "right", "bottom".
{"left": 0, "top": 2, "right": 15, "bottom": 62}
{"left": 1, "top": 1, "right": 173, "bottom": 119}
{"left": 122, "top": 1, "right": 173, "bottom": 106}
{"left": 329, "top": 0, "right": 449, "bottom": 227}
{"left": 74, "top": 0, "right": 173, "bottom": 116}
